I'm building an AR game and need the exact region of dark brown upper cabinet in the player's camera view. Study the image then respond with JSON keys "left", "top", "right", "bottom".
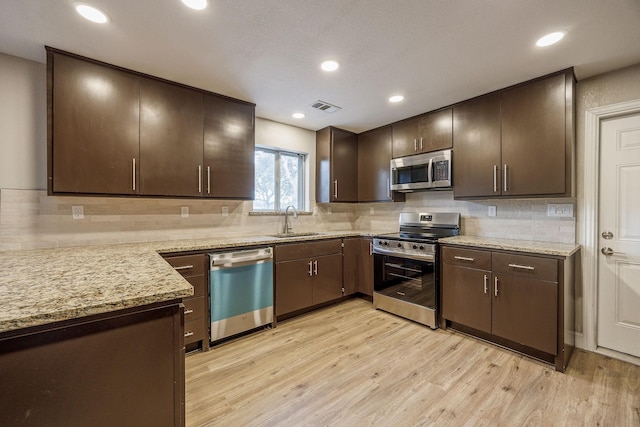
{"left": 48, "top": 51, "right": 140, "bottom": 195}
{"left": 452, "top": 93, "right": 502, "bottom": 198}
{"left": 316, "top": 127, "right": 358, "bottom": 203}
{"left": 203, "top": 94, "right": 255, "bottom": 199}
{"left": 357, "top": 126, "right": 404, "bottom": 202}
{"left": 453, "top": 69, "right": 574, "bottom": 199}
{"left": 47, "top": 47, "right": 256, "bottom": 199}
{"left": 392, "top": 108, "right": 453, "bottom": 158}
{"left": 139, "top": 78, "right": 204, "bottom": 197}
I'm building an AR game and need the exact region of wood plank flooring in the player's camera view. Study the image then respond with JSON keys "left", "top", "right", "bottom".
{"left": 185, "top": 298, "right": 640, "bottom": 426}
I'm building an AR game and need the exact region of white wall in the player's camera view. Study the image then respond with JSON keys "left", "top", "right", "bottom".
{"left": 0, "top": 53, "right": 47, "bottom": 190}
{"left": 255, "top": 117, "right": 316, "bottom": 210}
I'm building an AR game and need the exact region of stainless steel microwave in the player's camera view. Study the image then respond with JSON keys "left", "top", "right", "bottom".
{"left": 390, "top": 149, "right": 452, "bottom": 192}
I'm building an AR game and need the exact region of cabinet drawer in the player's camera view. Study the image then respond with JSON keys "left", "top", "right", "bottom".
{"left": 183, "top": 296, "right": 204, "bottom": 322}
{"left": 275, "top": 239, "right": 342, "bottom": 262}
{"left": 442, "top": 246, "right": 491, "bottom": 270}
{"left": 184, "top": 318, "right": 205, "bottom": 345}
{"left": 164, "top": 253, "right": 206, "bottom": 277}
{"left": 492, "top": 253, "right": 558, "bottom": 282}
{"left": 183, "top": 274, "right": 205, "bottom": 298}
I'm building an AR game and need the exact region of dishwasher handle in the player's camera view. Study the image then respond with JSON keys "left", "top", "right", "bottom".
{"left": 210, "top": 247, "right": 273, "bottom": 269}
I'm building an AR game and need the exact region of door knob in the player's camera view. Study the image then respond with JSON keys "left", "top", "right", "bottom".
{"left": 601, "top": 247, "right": 625, "bottom": 256}
{"left": 601, "top": 231, "right": 614, "bottom": 240}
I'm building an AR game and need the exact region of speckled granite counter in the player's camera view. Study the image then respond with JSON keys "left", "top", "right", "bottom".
{"left": 0, "top": 231, "right": 376, "bottom": 334}
{"left": 439, "top": 236, "right": 580, "bottom": 257}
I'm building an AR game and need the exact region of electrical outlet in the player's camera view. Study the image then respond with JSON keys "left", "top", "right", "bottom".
{"left": 547, "top": 204, "right": 574, "bottom": 217}
{"left": 328, "top": 207, "right": 332, "bottom": 215}
{"left": 71, "top": 206, "right": 84, "bottom": 220}
{"left": 181, "top": 207, "right": 189, "bottom": 218}
{"left": 313, "top": 206, "right": 318, "bottom": 215}
{"left": 221, "top": 206, "right": 229, "bottom": 217}
{"left": 488, "top": 205, "right": 497, "bottom": 217}
{"left": 370, "top": 207, "right": 375, "bottom": 215}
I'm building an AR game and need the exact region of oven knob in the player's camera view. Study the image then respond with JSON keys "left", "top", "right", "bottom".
{"left": 419, "top": 245, "right": 424, "bottom": 250}
{"left": 397, "top": 243, "right": 402, "bottom": 248}
{"left": 383, "top": 241, "right": 388, "bottom": 246}
{"left": 412, "top": 245, "right": 417, "bottom": 250}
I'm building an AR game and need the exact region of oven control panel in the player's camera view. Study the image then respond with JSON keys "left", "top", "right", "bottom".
{"left": 373, "top": 238, "right": 436, "bottom": 261}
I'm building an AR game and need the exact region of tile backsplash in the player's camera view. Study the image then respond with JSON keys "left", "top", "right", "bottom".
{"left": 0, "top": 188, "right": 575, "bottom": 251}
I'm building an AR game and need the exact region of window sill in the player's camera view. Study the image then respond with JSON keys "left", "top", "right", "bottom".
{"left": 248, "top": 210, "right": 313, "bottom": 216}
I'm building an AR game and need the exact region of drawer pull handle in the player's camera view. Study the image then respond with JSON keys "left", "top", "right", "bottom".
{"left": 173, "top": 265, "right": 194, "bottom": 271}
{"left": 508, "top": 263, "right": 535, "bottom": 271}
{"left": 184, "top": 309, "right": 194, "bottom": 315}
{"left": 184, "top": 331, "right": 194, "bottom": 338}
{"left": 494, "top": 277, "right": 499, "bottom": 297}
{"left": 454, "top": 256, "right": 475, "bottom": 262}
{"left": 483, "top": 274, "right": 488, "bottom": 294}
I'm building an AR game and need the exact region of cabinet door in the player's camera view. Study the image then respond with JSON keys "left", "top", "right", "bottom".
{"left": 453, "top": 93, "right": 502, "bottom": 198}
{"left": 357, "top": 238, "right": 374, "bottom": 296}
{"left": 139, "top": 78, "right": 204, "bottom": 197}
{"left": 491, "top": 274, "right": 558, "bottom": 354}
{"left": 203, "top": 95, "right": 255, "bottom": 199}
{"left": 358, "top": 126, "right": 393, "bottom": 202}
{"left": 417, "top": 108, "right": 453, "bottom": 153}
{"left": 331, "top": 128, "right": 358, "bottom": 202}
{"left": 392, "top": 118, "right": 418, "bottom": 158}
{"left": 313, "top": 253, "right": 343, "bottom": 304}
{"left": 441, "top": 264, "right": 492, "bottom": 333}
{"left": 501, "top": 73, "right": 566, "bottom": 196}
{"left": 275, "top": 259, "right": 313, "bottom": 316}
{"left": 51, "top": 52, "right": 140, "bottom": 195}
{"left": 342, "top": 238, "right": 359, "bottom": 296}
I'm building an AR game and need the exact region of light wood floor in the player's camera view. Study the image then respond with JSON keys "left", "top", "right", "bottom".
{"left": 185, "top": 298, "right": 640, "bottom": 426}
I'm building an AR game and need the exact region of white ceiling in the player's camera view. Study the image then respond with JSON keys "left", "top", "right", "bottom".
{"left": 1, "top": 0, "right": 639, "bottom": 133}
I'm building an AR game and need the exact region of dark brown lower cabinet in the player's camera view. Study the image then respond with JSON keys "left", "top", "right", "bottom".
{"left": 441, "top": 245, "right": 575, "bottom": 372}
{"left": 0, "top": 301, "right": 184, "bottom": 427}
{"left": 275, "top": 239, "right": 344, "bottom": 318}
{"left": 342, "top": 238, "right": 374, "bottom": 298}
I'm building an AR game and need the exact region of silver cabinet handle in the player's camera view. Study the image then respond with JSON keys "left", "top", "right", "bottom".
{"left": 132, "top": 158, "right": 136, "bottom": 191}
{"left": 508, "top": 263, "right": 535, "bottom": 271}
{"left": 454, "top": 256, "right": 474, "bottom": 262}
{"left": 184, "top": 331, "right": 194, "bottom": 338}
{"left": 503, "top": 164, "right": 508, "bottom": 192}
{"left": 483, "top": 274, "right": 488, "bottom": 294}
{"left": 493, "top": 165, "right": 497, "bottom": 193}
{"left": 369, "top": 242, "right": 373, "bottom": 256}
{"left": 308, "top": 261, "right": 313, "bottom": 276}
{"left": 198, "top": 165, "right": 202, "bottom": 193}
{"left": 387, "top": 178, "right": 390, "bottom": 198}
{"left": 314, "top": 259, "right": 318, "bottom": 275}
{"left": 184, "top": 309, "right": 194, "bottom": 315}
{"left": 420, "top": 137, "right": 423, "bottom": 150}
{"left": 414, "top": 139, "right": 417, "bottom": 151}
{"left": 494, "top": 276, "right": 499, "bottom": 297}
{"left": 207, "top": 166, "right": 211, "bottom": 194}
{"left": 173, "top": 265, "right": 194, "bottom": 271}
{"left": 333, "top": 180, "right": 338, "bottom": 199}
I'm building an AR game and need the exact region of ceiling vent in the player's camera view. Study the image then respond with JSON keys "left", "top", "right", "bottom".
{"left": 309, "top": 100, "right": 342, "bottom": 113}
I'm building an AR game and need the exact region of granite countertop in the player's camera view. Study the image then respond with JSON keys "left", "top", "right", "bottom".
{"left": 0, "top": 231, "right": 375, "bottom": 334}
{"left": 439, "top": 236, "right": 580, "bottom": 257}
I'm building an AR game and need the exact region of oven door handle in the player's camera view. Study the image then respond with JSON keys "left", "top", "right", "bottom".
{"left": 373, "top": 247, "right": 434, "bottom": 262}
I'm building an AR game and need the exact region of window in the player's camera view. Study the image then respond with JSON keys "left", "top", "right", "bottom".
{"left": 254, "top": 147, "right": 305, "bottom": 211}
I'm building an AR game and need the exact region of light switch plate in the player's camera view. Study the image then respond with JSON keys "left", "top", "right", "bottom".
{"left": 488, "top": 205, "right": 497, "bottom": 217}
{"left": 72, "top": 206, "right": 84, "bottom": 220}
{"left": 221, "top": 206, "right": 229, "bottom": 217}
{"left": 181, "top": 207, "right": 189, "bottom": 218}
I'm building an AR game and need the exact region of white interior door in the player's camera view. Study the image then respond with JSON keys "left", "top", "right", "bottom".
{"left": 597, "top": 113, "right": 640, "bottom": 358}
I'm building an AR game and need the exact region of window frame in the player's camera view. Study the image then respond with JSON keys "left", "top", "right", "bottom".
{"left": 254, "top": 146, "right": 306, "bottom": 211}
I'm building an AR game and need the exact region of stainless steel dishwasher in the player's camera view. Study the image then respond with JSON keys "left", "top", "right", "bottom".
{"left": 209, "top": 247, "right": 273, "bottom": 342}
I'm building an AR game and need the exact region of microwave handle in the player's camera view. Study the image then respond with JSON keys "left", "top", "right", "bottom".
{"left": 428, "top": 157, "right": 434, "bottom": 186}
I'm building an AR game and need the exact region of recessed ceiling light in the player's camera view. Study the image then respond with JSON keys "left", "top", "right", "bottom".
{"left": 536, "top": 31, "right": 565, "bottom": 47}
{"left": 389, "top": 95, "right": 404, "bottom": 103}
{"left": 321, "top": 60, "right": 340, "bottom": 72}
{"left": 292, "top": 113, "right": 305, "bottom": 119}
{"left": 181, "top": 0, "right": 208, "bottom": 10}
{"left": 75, "top": 3, "right": 109, "bottom": 24}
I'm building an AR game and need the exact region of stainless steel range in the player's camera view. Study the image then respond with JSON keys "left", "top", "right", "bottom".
{"left": 373, "top": 212, "right": 460, "bottom": 329}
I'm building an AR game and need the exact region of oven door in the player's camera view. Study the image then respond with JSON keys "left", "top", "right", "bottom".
{"left": 373, "top": 253, "right": 436, "bottom": 309}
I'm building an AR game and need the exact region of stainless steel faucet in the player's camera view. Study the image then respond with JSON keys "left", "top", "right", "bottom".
{"left": 283, "top": 205, "right": 298, "bottom": 234}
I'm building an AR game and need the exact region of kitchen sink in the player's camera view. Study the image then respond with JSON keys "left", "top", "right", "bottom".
{"left": 268, "top": 232, "right": 322, "bottom": 238}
